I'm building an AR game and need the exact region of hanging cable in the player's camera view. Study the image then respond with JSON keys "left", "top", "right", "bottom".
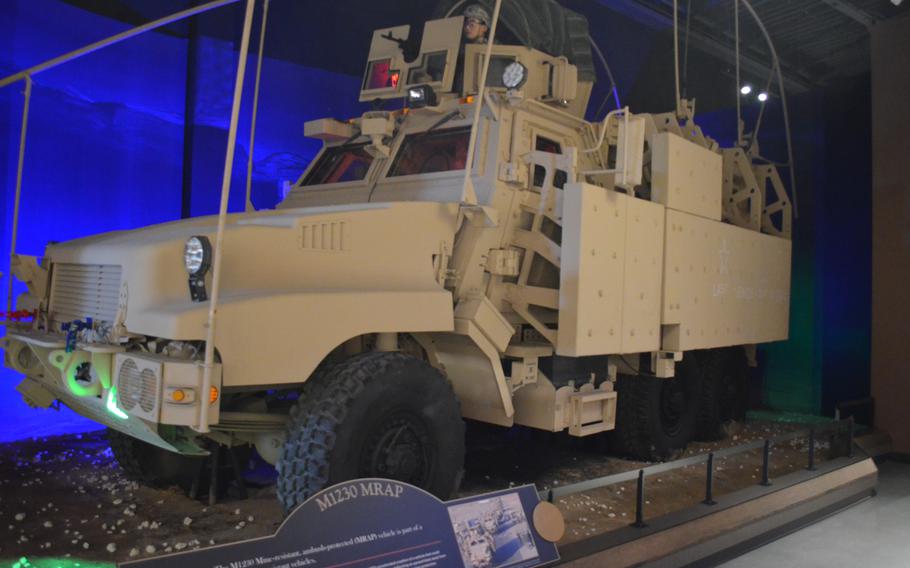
{"left": 749, "top": 67, "right": 775, "bottom": 149}
{"left": 245, "top": 0, "right": 270, "bottom": 213}
{"left": 673, "top": 0, "right": 682, "bottom": 116}
{"left": 7, "top": 75, "right": 32, "bottom": 315}
{"left": 590, "top": 37, "right": 621, "bottom": 118}
{"left": 738, "top": 0, "right": 799, "bottom": 218}
{"left": 682, "top": 0, "right": 692, "bottom": 99}
{"left": 734, "top": 0, "right": 742, "bottom": 147}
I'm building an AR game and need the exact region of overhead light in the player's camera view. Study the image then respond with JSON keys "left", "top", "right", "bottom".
{"left": 757, "top": 92, "right": 769, "bottom": 102}
{"left": 891, "top": 0, "right": 902, "bottom": 6}
{"left": 740, "top": 85, "right": 753, "bottom": 95}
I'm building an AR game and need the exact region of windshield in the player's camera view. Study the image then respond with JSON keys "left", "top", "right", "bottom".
{"left": 387, "top": 126, "right": 471, "bottom": 177}
{"left": 302, "top": 143, "right": 374, "bottom": 186}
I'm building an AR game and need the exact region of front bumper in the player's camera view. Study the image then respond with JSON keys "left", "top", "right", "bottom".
{"left": 5, "top": 328, "right": 220, "bottom": 453}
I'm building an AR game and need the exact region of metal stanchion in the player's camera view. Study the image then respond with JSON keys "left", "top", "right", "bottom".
{"left": 703, "top": 452, "right": 717, "bottom": 505}
{"left": 633, "top": 469, "right": 647, "bottom": 528}
{"left": 761, "top": 439, "right": 772, "bottom": 486}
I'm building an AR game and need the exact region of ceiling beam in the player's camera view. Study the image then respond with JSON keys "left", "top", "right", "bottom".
{"left": 817, "top": 0, "right": 878, "bottom": 28}
{"left": 596, "top": 0, "right": 816, "bottom": 94}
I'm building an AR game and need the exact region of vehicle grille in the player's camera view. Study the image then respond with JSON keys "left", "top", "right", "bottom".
{"left": 117, "top": 358, "right": 158, "bottom": 414}
{"left": 49, "top": 263, "right": 122, "bottom": 324}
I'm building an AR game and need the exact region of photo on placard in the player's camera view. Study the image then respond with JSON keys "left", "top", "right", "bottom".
{"left": 447, "top": 493, "right": 539, "bottom": 568}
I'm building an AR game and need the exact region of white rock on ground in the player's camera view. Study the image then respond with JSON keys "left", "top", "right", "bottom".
{"left": 106, "top": 543, "right": 117, "bottom": 553}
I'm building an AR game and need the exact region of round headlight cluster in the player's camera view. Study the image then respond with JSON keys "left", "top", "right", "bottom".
{"left": 184, "top": 236, "right": 212, "bottom": 276}
{"left": 502, "top": 62, "right": 528, "bottom": 90}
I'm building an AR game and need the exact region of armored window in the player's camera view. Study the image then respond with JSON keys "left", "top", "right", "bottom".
{"left": 363, "top": 59, "right": 400, "bottom": 91}
{"left": 302, "top": 143, "right": 374, "bottom": 186}
{"left": 407, "top": 51, "right": 448, "bottom": 85}
{"left": 387, "top": 126, "right": 471, "bottom": 177}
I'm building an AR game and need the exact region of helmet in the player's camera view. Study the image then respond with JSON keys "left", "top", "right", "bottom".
{"left": 464, "top": 4, "right": 491, "bottom": 26}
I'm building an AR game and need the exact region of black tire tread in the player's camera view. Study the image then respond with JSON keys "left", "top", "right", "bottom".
{"left": 276, "top": 352, "right": 464, "bottom": 513}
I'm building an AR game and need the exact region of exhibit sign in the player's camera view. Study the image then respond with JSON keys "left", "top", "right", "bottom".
{"left": 120, "top": 479, "right": 561, "bottom": 568}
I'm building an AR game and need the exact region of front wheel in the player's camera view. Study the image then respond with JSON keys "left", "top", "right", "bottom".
{"left": 276, "top": 352, "right": 465, "bottom": 513}
{"left": 107, "top": 429, "right": 202, "bottom": 488}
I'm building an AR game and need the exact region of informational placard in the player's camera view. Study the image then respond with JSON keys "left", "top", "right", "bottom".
{"left": 121, "top": 479, "right": 559, "bottom": 568}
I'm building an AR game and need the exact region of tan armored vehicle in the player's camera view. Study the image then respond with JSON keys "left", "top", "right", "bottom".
{"left": 3, "top": 0, "right": 791, "bottom": 511}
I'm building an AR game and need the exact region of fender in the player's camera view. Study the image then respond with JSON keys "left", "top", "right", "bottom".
{"left": 131, "top": 288, "right": 455, "bottom": 387}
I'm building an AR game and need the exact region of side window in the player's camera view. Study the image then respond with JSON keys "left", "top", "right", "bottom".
{"left": 532, "top": 135, "right": 568, "bottom": 190}
{"left": 387, "top": 127, "right": 471, "bottom": 177}
{"left": 302, "top": 143, "right": 374, "bottom": 186}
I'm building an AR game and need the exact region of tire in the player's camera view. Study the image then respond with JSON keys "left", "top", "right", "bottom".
{"left": 107, "top": 429, "right": 203, "bottom": 488}
{"left": 613, "top": 354, "right": 701, "bottom": 461}
{"left": 277, "top": 352, "right": 465, "bottom": 512}
{"left": 694, "top": 348, "right": 749, "bottom": 441}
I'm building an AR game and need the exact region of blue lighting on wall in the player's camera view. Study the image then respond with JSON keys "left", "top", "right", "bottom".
{"left": 0, "top": 0, "right": 364, "bottom": 441}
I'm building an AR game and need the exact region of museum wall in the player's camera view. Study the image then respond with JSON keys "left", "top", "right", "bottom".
{"left": 871, "top": 15, "right": 910, "bottom": 454}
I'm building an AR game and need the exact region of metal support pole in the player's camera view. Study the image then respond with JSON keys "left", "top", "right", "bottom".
{"left": 0, "top": 0, "right": 242, "bottom": 89}
{"left": 460, "top": 0, "right": 502, "bottom": 205}
{"left": 703, "top": 452, "right": 717, "bottom": 505}
{"left": 7, "top": 75, "right": 33, "bottom": 315}
{"left": 673, "top": 0, "right": 683, "bottom": 117}
{"left": 734, "top": 0, "right": 742, "bottom": 146}
{"left": 198, "top": 0, "right": 256, "bottom": 432}
{"left": 633, "top": 469, "right": 647, "bottom": 528}
{"left": 807, "top": 428, "right": 816, "bottom": 471}
{"left": 245, "top": 0, "right": 270, "bottom": 212}
{"left": 761, "top": 439, "right": 772, "bottom": 486}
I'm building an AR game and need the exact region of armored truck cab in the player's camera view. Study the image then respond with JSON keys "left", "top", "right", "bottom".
{"left": 3, "top": 6, "right": 792, "bottom": 511}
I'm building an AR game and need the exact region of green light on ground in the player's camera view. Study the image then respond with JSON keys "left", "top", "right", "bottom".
{"left": 6, "top": 557, "right": 114, "bottom": 568}
{"left": 105, "top": 387, "right": 128, "bottom": 420}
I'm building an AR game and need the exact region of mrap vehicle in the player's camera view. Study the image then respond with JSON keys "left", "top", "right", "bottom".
{"left": 3, "top": 0, "right": 792, "bottom": 511}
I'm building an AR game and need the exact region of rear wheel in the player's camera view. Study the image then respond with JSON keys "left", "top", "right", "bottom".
{"left": 694, "top": 348, "right": 749, "bottom": 440}
{"left": 613, "top": 354, "right": 701, "bottom": 461}
{"left": 277, "top": 352, "right": 465, "bottom": 513}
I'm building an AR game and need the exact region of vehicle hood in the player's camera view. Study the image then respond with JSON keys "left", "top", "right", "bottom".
{"left": 45, "top": 201, "right": 461, "bottom": 335}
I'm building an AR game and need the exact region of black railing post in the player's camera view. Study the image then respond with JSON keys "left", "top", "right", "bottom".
{"left": 703, "top": 453, "right": 717, "bottom": 505}
{"left": 633, "top": 469, "right": 647, "bottom": 528}
{"left": 547, "top": 489, "right": 554, "bottom": 503}
{"left": 761, "top": 439, "right": 772, "bottom": 486}
{"left": 208, "top": 445, "right": 220, "bottom": 506}
{"left": 848, "top": 416, "right": 855, "bottom": 458}
{"left": 807, "top": 428, "right": 817, "bottom": 471}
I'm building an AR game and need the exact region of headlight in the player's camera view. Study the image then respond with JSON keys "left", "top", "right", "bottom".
{"left": 502, "top": 62, "right": 528, "bottom": 90}
{"left": 407, "top": 84, "right": 437, "bottom": 108}
{"left": 184, "top": 236, "right": 212, "bottom": 302}
{"left": 184, "top": 236, "right": 211, "bottom": 276}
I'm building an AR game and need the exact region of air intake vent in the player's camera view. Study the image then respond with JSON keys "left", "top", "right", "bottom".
{"left": 50, "top": 263, "right": 122, "bottom": 324}
{"left": 115, "top": 355, "right": 161, "bottom": 421}
{"left": 299, "top": 221, "right": 348, "bottom": 252}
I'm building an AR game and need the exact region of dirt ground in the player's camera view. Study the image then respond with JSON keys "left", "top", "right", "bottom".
{"left": 0, "top": 420, "right": 835, "bottom": 566}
